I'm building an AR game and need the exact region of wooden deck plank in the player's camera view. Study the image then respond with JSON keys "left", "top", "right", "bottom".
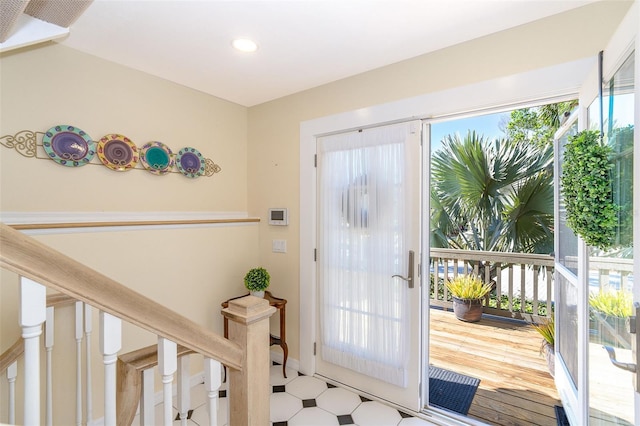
{"left": 429, "top": 308, "right": 561, "bottom": 426}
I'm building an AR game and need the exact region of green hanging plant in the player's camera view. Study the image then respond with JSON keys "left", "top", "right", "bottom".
{"left": 561, "top": 130, "right": 618, "bottom": 250}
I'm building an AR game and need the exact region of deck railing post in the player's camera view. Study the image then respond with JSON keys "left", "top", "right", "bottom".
{"left": 222, "top": 296, "right": 276, "bottom": 426}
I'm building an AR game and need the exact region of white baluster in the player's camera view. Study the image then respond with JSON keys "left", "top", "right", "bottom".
{"left": 84, "top": 304, "right": 93, "bottom": 424}
{"left": 45, "top": 306, "right": 54, "bottom": 426}
{"left": 100, "top": 312, "right": 122, "bottom": 426}
{"left": 177, "top": 355, "right": 191, "bottom": 425}
{"left": 204, "top": 358, "right": 222, "bottom": 426}
{"left": 158, "top": 337, "right": 177, "bottom": 426}
{"left": 140, "top": 368, "right": 155, "bottom": 426}
{"left": 19, "top": 277, "right": 46, "bottom": 426}
{"left": 7, "top": 360, "right": 17, "bottom": 425}
{"left": 75, "top": 301, "right": 83, "bottom": 426}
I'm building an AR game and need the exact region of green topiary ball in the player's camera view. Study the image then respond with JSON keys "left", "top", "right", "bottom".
{"left": 244, "top": 267, "right": 270, "bottom": 291}
{"left": 561, "top": 130, "right": 618, "bottom": 250}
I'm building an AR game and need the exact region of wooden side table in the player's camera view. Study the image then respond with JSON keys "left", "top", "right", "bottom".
{"left": 222, "top": 291, "right": 288, "bottom": 377}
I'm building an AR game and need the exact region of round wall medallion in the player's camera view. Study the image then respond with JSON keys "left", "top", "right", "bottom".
{"left": 42, "top": 125, "right": 95, "bottom": 167}
{"left": 97, "top": 134, "right": 139, "bottom": 171}
{"left": 176, "top": 147, "right": 205, "bottom": 178}
{"left": 140, "top": 141, "right": 174, "bottom": 175}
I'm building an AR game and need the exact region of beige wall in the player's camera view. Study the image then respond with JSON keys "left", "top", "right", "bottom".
{"left": 0, "top": 41, "right": 254, "bottom": 333}
{"left": 246, "top": 1, "right": 633, "bottom": 362}
{"left": 0, "top": 43, "right": 248, "bottom": 212}
{"left": 0, "top": 42, "right": 256, "bottom": 424}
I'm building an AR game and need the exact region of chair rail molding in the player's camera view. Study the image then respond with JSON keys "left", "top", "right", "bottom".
{"left": 0, "top": 211, "right": 259, "bottom": 235}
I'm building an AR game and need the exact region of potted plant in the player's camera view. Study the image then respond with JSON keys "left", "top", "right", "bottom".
{"left": 446, "top": 274, "right": 492, "bottom": 322}
{"left": 589, "top": 289, "right": 632, "bottom": 349}
{"left": 532, "top": 315, "right": 555, "bottom": 377}
{"left": 244, "top": 267, "right": 270, "bottom": 298}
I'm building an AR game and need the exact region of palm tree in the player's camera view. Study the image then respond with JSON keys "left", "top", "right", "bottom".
{"left": 430, "top": 131, "right": 554, "bottom": 254}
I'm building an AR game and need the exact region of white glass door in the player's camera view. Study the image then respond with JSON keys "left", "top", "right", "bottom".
{"left": 586, "top": 51, "right": 636, "bottom": 426}
{"left": 555, "top": 36, "right": 637, "bottom": 426}
{"left": 315, "top": 120, "right": 422, "bottom": 411}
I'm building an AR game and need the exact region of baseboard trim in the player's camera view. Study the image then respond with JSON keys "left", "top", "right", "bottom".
{"left": 271, "top": 350, "right": 300, "bottom": 372}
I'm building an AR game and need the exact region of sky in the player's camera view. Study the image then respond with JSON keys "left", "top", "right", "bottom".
{"left": 430, "top": 111, "right": 510, "bottom": 153}
{"left": 430, "top": 91, "right": 634, "bottom": 153}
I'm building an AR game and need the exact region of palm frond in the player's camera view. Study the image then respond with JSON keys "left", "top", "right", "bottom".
{"left": 431, "top": 129, "right": 554, "bottom": 254}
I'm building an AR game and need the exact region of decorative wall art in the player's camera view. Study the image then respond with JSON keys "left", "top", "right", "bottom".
{"left": 42, "top": 125, "right": 95, "bottom": 167}
{"left": 0, "top": 125, "right": 222, "bottom": 178}
{"left": 176, "top": 147, "right": 206, "bottom": 178}
{"left": 97, "top": 133, "right": 139, "bottom": 171}
{"left": 140, "top": 141, "right": 174, "bottom": 175}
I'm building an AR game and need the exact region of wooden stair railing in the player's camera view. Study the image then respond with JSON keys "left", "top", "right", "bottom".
{"left": 0, "top": 302, "right": 195, "bottom": 424}
{"left": 0, "top": 293, "right": 74, "bottom": 372}
{"left": 117, "top": 344, "right": 195, "bottom": 425}
{"left": 0, "top": 223, "right": 243, "bottom": 369}
{"left": 0, "top": 297, "right": 200, "bottom": 425}
{"left": 0, "top": 222, "right": 276, "bottom": 425}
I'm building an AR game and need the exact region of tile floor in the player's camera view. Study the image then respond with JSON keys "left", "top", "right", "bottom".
{"left": 137, "top": 364, "right": 434, "bottom": 426}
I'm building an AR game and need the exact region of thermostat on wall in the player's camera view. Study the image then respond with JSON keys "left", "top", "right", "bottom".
{"left": 269, "top": 208, "right": 288, "bottom": 225}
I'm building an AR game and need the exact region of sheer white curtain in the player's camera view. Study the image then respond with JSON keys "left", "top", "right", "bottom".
{"left": 317, "top": 122, "right": 414, "bottom": 387}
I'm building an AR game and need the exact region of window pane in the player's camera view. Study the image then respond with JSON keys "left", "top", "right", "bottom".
{"left": 588, "top": 52, "right": 634, "bottom": 426}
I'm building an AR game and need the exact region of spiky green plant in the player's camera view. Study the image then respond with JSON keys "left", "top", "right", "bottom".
{"left": 446, "top": 274, "right": 492, "bottom": 300}
{"left": 589, "top": 289, "right": 633, "bottom": 318}
{"left": 532, "top": 315, "right": 555, "bottom": 347}
{"left": 430, "top": 131, "right": 554, "bottom": 254}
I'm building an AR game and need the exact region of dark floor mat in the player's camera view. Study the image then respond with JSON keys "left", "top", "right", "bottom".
{"left": 429, "top": 366, "right": 480, "bottom": 415}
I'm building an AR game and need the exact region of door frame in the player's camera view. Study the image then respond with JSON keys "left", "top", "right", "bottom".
{"left": 299, "top": 57, "right": 597, "bottom": 416}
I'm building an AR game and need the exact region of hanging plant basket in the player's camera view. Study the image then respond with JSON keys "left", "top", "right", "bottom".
{"left": 561, "top": 130, "right": 618, "bottom": 250}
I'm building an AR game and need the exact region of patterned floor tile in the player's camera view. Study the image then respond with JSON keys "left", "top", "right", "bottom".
{"left": 136, "top": 365, "right": 441, "bottom": 425}
{"left": 316, "top": 386, "right": 362, "bottom": 415}
{"left": 270, "top": 391, "right": 303, "bottom": 422}
{"left": 288, "top": 406, "right": 340, "bottom": 426}
{"left": 352, "top": 400, "right": 403, "bottom": 425}
{"left": 286, "top": 375, "right": 329, "bottom": 399}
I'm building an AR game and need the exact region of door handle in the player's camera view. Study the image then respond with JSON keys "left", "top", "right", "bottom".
{"left": 603, "top": 302, "right": 640, "bottom": 392}
{"left": 603, "top": 346, "right": 636, "bottom": 373}
{"left": 392, "top": 250, "right": 414, "bottom": 288}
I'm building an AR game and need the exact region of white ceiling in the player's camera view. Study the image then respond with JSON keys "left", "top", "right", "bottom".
{"left": 55, "top": 0, "right": 598, "bottom": 107}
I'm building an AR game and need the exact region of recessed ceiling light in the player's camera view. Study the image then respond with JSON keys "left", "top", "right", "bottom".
{"left": 232, "top": 38, "right": 258, "bottom": 53}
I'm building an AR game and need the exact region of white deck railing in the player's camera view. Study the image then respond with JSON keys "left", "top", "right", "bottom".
{"left": 429, "top": 248, "right": 634, "bottom": 322}
{"left": 430, "top": 248, "right": 555, "bottom": 321}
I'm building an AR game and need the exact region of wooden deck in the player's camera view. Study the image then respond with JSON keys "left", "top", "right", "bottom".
{"left": 429, "top": 308, "right": 560, "bottom": 426}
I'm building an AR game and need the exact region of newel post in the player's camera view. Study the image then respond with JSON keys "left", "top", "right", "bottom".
{"left": 222, "top": 296, "right": 276, "bottom": 426}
